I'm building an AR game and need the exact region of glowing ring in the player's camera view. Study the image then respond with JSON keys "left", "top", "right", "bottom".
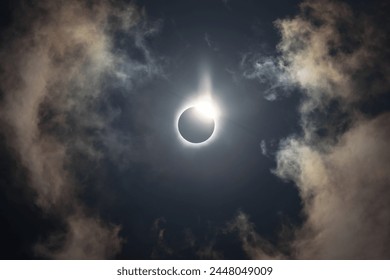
{"left": 176, "top": 97, "right": 220, "bottom": 147}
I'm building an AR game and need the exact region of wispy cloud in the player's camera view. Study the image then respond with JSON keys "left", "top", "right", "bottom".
{"left": 226, "top": 211, "right": 286, "bottom": 259}
{"left": 241, "top": 53, "right": 293, "bottom": 101}
{"left": 0, "top": 0, "right": 160, "bottom": 259}
{"left": 240, "top": 0, "right": 390, "bottom": 259}
{"left": 276, "top": 114, "right": 390, "bottom": 259}
{"left": 150, "top": 217, "right": 223, "bottom": 259}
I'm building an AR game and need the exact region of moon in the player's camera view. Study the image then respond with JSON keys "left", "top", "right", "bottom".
{"left": 178, "top": 106, "right": 215, "bottom": 143}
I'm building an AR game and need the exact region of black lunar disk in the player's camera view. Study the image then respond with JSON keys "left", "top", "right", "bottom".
{"left": 178, "top": 107, "right": 215, "bottom": 143}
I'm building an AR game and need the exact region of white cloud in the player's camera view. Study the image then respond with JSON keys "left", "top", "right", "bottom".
{"left": 0, "top": 0, "right": 159, "bottom": 259}
{"left": 239, "top": 0, "right": 390, "bottom": 259}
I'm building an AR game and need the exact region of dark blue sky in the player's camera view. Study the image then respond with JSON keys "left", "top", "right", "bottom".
{"left": 0, "top": 0, "right": 389, "bottom": 259}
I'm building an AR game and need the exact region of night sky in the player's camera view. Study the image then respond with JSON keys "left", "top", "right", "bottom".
{"left": 0, "top": 0, "right": 389, "bottom": 259}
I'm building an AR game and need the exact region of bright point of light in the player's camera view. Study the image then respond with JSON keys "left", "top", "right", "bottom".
{"left": 175, "top": 70, "right": 221, "bottom": 147}
{"left": 194, "top": 97, "right": 219, "bottom": 120}
{"left": 176, "top": 96, "right": 220, "bottom": 147}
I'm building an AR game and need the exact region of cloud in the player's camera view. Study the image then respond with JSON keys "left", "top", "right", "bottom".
{"left": 241, "top": 53, "right": 292, "bottom": 101}
{"left": 35, "top": 211, "right": 123, "bottom": 259}
{"left": 196, "top": 241, "right": 223, "bottom": 260}
{"left": 0, "top": 0, "right": 159, "bottom": 259}
{"left": 221, "top": 0, "right": 232, "bottom": 10}
{"left": 226, "top": 211, "right": 285, "bottom": 259}
{"left": 260, "top": 140, "right": 267, "bottom": 156}
{"left": 150, "top": 217, "right": 224, "bottom": 259}
{"left": 276, "top": 114, "right": 390, "bottom": 259}
{"left": 151, "top": 217, "right": 174, "bottom": 259}
{"left": 275, "top": 0, "right": 390, "bottom": 115}
{"left": 240, "top": 0, "right": 390, "bottom": 259}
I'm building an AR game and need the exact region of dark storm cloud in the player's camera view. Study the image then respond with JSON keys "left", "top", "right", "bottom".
{"left": 0, "top": 0, "right": 160, "bottom": 259}
{"left": 240, "top": 0, "right": 390, "bottom": 259}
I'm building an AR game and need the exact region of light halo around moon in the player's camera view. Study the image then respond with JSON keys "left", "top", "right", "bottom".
{"left": 176, "top": 96, "right": 220, "bottom": 147}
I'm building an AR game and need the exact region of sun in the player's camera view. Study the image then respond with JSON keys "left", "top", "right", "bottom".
{"left": 194, "top": 97, "right": 219, "bottom": 120}
{"left": 176, "top": 96, "right": 220, "bottom": 146}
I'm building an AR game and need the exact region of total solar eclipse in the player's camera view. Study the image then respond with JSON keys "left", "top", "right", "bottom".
{"left": 178, "top": 107, "right": 215, "bottom": 143}
{"left": 177, "top": 98, "right": 218, "bottom": 144}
